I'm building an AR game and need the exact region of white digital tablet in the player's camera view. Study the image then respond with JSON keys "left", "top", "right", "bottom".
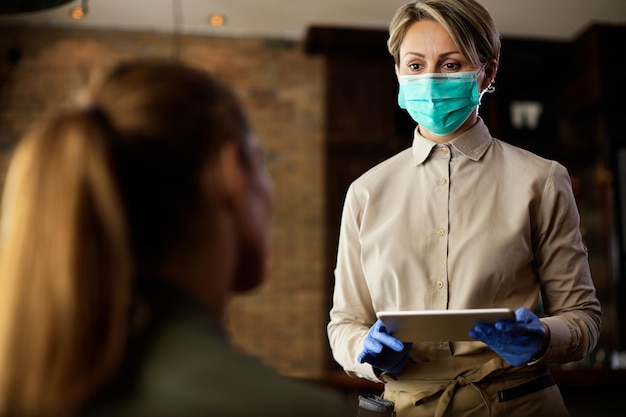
{"left": 376, "top": 308, "right": 515, "bottom": 342}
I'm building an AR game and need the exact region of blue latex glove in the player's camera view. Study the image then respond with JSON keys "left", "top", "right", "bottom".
{"left": 357, "top": 319, "right": 412, "bottom": 374}
{"left": 469, "top": 307, "right": 546, "bottom": 366}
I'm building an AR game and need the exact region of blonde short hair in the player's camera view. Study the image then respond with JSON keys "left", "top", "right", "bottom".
{"left": 388, "top": 0, "right": 501, "bottom": 67}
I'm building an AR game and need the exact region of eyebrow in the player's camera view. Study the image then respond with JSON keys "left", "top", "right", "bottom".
{"left": 402, "top": 50, "right": 462, "bottom": 60}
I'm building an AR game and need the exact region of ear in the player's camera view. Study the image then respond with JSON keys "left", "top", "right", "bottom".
{"left": 481, "top": 58, "right": 498, "bottom": 90}
{"left": 215, "top": 142, "right": 247, "bottom": 209}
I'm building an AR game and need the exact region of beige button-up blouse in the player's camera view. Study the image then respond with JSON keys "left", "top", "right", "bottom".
{"left": 327, "top": 119, "right": 601, "bottom": 382}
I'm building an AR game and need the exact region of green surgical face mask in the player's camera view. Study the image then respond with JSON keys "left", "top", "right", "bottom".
{"left": 397, "top": 71, "right": 481, "bottom": 136}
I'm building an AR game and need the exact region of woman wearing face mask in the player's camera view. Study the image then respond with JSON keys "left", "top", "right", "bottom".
{"left": 327, "top": 1, "right": 601, "bottom": 416}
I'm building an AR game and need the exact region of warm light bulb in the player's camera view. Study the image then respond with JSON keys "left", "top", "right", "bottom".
{"left": 70, "top": 6, "right": 86, "bottom": 20}
{"left": 208, "top": 13, "right": 226, "bottom": 27}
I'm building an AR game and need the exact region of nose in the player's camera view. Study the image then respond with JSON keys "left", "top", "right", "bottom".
{"left": 423, "top": 63, "right": 440, "bottom": 74}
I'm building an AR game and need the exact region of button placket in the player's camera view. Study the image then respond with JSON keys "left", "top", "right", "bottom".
{"left": 436, "top": 145, "right": 450, "bottom": 240}
{"left": 430, "top": 144, "right": 451, "bottom": 310}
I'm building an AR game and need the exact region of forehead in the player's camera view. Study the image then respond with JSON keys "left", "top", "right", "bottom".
{"left": 399, "top": 19, "right": 459, "bottom": 59}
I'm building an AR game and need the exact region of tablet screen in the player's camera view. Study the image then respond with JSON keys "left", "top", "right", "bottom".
{"left": 376, "top": 308, "right": 515, "bottom": 342}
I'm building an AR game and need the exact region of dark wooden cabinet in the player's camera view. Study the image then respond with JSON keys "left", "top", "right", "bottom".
{"left": 557, "top": 24, "right": 626, "bottom": 353}
{"left": 306, "top": 28, "right": 410, "bottom": 370}
{"left": 559, "top": 25, "right": 626, "bottom": 352}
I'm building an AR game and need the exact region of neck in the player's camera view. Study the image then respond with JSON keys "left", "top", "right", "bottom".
{"left": 153, "top": 212, "right": 237, "bottom": 320}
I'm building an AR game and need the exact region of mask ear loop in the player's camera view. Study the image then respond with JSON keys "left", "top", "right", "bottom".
{"left": 476, "top": 62, "right": 495, "bottom": 100}
{"left": 476, "top": 62, "right": 496, "bottom": 117}
{"left": 479, "top": 81, "right": 495, "bottom": 102}
{"left": 478, "top": 80, "right": 495, "bottom": 116}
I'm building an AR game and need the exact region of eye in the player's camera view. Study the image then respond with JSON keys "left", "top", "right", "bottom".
{"left": 442, "top": 62, "right": 462, "bottom": 72}
{"left": 407, "top": 62, "right": 423, "bottom": 72}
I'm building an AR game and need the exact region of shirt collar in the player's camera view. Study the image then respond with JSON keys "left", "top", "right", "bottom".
{"left": 411, "top": 118, "right": 493, "bottom": 165}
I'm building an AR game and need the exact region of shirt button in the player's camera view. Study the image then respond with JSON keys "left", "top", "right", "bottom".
{"left": 436, "top": 281, "right": 444, "bottom": 289}
{"left": 437, "top": 229, "right": 446, "bottom": 237}
{"left": 438, "top": 178, "right": 447, "bottom": 185}
{"left": 441, "top": 147, "right": 449, "bottom": 154}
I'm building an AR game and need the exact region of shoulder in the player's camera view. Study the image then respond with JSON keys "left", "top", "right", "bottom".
{"left": 348, "top": 147, "right": 414, "bottom": 199}
{"left": 83, "top": 306, "right": 351, "bottom": 417}
{"left": 488, "top": 138, "right": 569, "bottom": 181}
{"left": 489, "top": 138, "right": 552, "bottom": 165}
{"left": 359, "top": 147, "right": 413, "bottom": 182}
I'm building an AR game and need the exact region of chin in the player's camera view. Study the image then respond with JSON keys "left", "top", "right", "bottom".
{"left": 232, "top": 242, "right": 267, "bottom": 293}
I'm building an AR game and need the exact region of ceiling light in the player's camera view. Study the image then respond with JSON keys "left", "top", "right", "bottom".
{"left": 70, "top": 0, "right": 88, "bottom": 20}
{"left": 208, "top": 13, "right": 226, "bottom": 27}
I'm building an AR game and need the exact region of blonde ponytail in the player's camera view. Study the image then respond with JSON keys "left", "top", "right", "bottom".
{"left": 0, "top": 110, "right": 132, "bottom": 416}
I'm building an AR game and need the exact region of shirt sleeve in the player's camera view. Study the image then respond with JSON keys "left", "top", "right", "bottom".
{"left": 532, "top": 161, "right": 602, "bottom": 364}
{"left": 327, "top": 184, "right": 382, "bottom": 382}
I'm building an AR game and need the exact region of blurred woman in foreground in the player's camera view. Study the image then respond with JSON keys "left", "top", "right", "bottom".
{"left": 0, "top": 59, "right": 352, "bottom": 417}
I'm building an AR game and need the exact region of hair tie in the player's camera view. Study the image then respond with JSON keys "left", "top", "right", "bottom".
{"left": 84, "top": 104, "right": 120, "bottom": 141}
{"left": 85, "top": 104, "right": 116, "bottom": 132}
{"left": 85, "top": 104, "right": 106, "bottom": 121}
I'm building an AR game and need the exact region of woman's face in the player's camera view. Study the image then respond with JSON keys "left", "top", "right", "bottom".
{"left": 396, "top": 19, "right": 492, "bottom": 141}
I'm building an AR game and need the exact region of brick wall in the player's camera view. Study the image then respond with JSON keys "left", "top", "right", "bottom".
{"left": 0, "top": 25, "right": 330, "bottom": 379}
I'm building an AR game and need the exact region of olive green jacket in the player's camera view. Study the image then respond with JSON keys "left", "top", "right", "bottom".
{"left": 82, "top": 277, "right": 352, "bottom": 417}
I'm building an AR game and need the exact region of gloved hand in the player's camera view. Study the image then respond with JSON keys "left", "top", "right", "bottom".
{"left": 469, "top": 307, "right": 547, "bottom": 366}
{"left": 357, "top": 319, "right": 412, "bottom": 374}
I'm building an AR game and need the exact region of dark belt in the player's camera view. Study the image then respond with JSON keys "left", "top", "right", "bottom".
{"left": 498, "top": 374, "right": 556, "bottom": 402}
